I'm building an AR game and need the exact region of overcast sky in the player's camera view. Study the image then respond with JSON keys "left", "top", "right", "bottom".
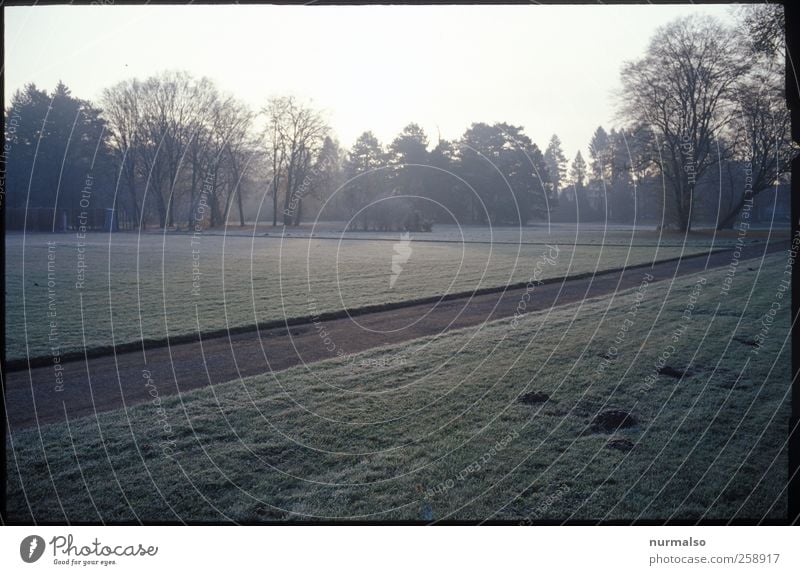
{"left": 5, "top": 4, "right": 736, "bottom": 159}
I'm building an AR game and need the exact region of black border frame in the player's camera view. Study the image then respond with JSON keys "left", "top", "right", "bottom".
{"left": 0, "top": 0, "right": 797, "bottom": 526}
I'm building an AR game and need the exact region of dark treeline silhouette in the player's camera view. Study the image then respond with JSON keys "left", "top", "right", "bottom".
{"left": 4, "top": 82, "right": 118, "bottom": 230}
{"left": 328, "top": 122, "right": 552, "bottom": 231}
{"left": 4, "top": 8, "right": 791, "bottom": 233}
{"left": 3, "top": 81, "right": 555, "bottom": 232}
{"left": 5, "top": 72, "right": 259, "bottom": 231}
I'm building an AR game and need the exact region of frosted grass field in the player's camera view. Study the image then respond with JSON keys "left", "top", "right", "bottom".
{"left": 6, "top": 253, "right": 789, "bottom": 521}
{"left": 226, "top": 221, "right": 779, "bottom": 246}
{"left": 6, "top": 228, "right": 721, "bottom": 361}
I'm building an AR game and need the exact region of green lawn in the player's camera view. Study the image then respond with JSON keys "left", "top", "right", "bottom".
{"left": 5, "top": 231, "right": 717, "bottom": 361}
{"left": 6, "top": 251, "right": 790, "bottom": 522}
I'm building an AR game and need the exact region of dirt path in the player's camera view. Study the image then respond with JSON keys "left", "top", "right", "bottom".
{"left": 5, "top": 241, "right": 786, "bottom": 430}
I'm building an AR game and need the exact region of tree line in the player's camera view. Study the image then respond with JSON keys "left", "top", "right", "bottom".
{"left": 3, "top": 7, "right": 791, "bottom": 233}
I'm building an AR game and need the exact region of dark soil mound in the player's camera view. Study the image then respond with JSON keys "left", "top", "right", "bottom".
{"left": 606, "top": 438, "right": 634, "bottom": 452}
{"left": 518, "top": 391, "right": 550, "bottom": 405}
{"left": 658, "top": 365, "right": 685, "bottom": 378}
{"left": 591, "top": 409, "right": 637, "bottom": 433}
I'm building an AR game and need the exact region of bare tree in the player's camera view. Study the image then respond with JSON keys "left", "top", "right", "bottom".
{"left": 102, "top": 79, "right": 144, "bottom": 227}
{"left": 263, "top": 96, "right": 329, "bottom": 227}
{"left": 216, "top": 98, "right": 255, "bottom": 226}
{"left": 162, "top": 74, "right": 218, "bottom": 228}
{"left": 713, "top": 6, "right": 794, "bottom": 229}
{"left": 132, "top": 72, "right": 219, "bottom": 228}
{"left": 717, "top": 63, "right": 793, "bottom": 229}
{"left": 185, "top": 82, "right": 221, "bottom": 228}
{"left": 104, "top": 72, "right": 257, "bottom": 230}
{"left": 618, "top": 16, "right": 746, "bottom": 232}
{"left": 264, "top": 97, "right": 288, "bottom": 227}
{"left": 735, "top": 4, "right": 785, "bottom": 58}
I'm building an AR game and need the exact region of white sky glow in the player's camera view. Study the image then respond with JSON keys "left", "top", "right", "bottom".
{"left": 5, "top": 4, "right": 736, "bottom": 159}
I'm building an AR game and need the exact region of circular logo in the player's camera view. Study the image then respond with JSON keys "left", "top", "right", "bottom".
{"left": 20, "top": 535, "right": 46, "bottom": 563}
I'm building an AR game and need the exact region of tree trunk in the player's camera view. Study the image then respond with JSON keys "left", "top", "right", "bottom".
{"left": 188, "top": 152, "right": 198, "bottom": 229}
{"left": 210, "top": 164, "right": 221, "bottom": 228}
{"left": 717, "top": 189, "right": 762, "bottom": 230}
{"left": 292, "top": 197, "right": 303, "bottom": 226}
{"left": 237, "top": 183, "right": 246, "bottom": 227}
{"left": 223, "top": 187, "right": 235, "bottom": 225}
{"left": 685, "top": 185, "right": 694, "bottom": 233}
{"left": 126, "top": 165, "right": 141, "bottom": 230}
{"left": 154, "top": 186, "right": 167, "bottom": 229}
{"left": 210, "top": 197, "right": 220, "bottom": 228}
{"left": 283, "top": 151, "right": 298, "bottom": 227}
{"left": 272, "top": 177, "right": 279, "bottom": 227}
{"left": 167, "top": 189, "right": 175, "bottom": 229}
{"left": 716, "top": 208, "right": 739, "bottom": 230}
{"left": 669, "top": 178, "right": 689, "bottom": 233}
{"left": 678, "top": 197, "right": 690, "bottom": 233}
